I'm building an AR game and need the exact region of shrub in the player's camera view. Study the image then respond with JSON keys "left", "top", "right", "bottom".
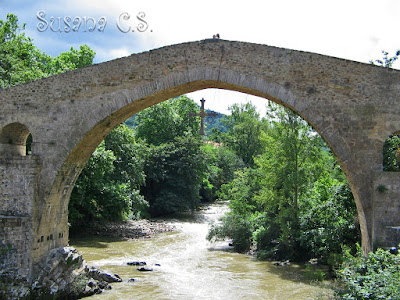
{"left": 207, "top": 214, "right": 252, "bottom": 253}
{"left": 336, "top": 245, "right": 400, "bottom": 299}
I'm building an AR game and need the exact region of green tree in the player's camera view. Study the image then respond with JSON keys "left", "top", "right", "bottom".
{"left": 69, "top": 125, "right": 148, "bottom": 230}
{"left": 142, "top": 136, "right": 207, "bottom": 216}
{"left": 103, "top": 125, "right": 148, "bottom": 218}
{"left": 200, "top": 143, "right": 245, "bottom": 202}
{"left": 50, "top": 45, "right": 95, "bottom": 73}
{"left": 222, "top": 103, "right": 266, "bottom": 166}
{"left": 208, "top": 103, "right": 359, "bottom": 261}
{"left": 299, "top": 183, "right": 359, "bottom": 263}
{"left": 135, "top": 96, "right": 208, "bottom": 216}
{"left": 135, "top": 95, "right": 200, "bottom": 145}
{"left": 0, "top": 13, "right": 95, "bottom": 88}
{"left": 253, "top": 105, "right": 325, "bottom": 256}
{"left": 104, "top": 125, "right": 145, "bottom": 187}
{"left": 0, "top": 13, "right": 49, "bottom": 87}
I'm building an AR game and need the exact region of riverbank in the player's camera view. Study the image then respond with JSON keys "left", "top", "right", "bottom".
{"left": 70, "top": 219, "right": 176, "bottom": 240}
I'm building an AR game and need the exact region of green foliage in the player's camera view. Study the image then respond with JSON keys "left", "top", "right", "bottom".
{"left": 208, "top": 103, "right": 360, "bottom": 263}
{"left": 0, "top": 13, "right": 48, "bottom": 87}
{"left": 135, "top": 95, "right": 224, "bottom": 216}
{"left": 336, "top": 246, "right": 400, "bottom": 299}
{"left": 70, "top": 95, "right": 216, "bottom": 224}
{"left": 200, "top": 144, "right": 245, "bottom": 202}
{"left": 383, "top": 135, "right": 400, "bottom": 171}
{"left": 69, "top": 125, "right": 148, "bottom": 230}
{"left": 204, "top": 110, "right": 227, "bottom": 136}
{"left": 0, "top": 13, "right": 95, "bottom": 88}
{"left": 304, "top": 264, "right": 326, "bottom": 281}
{"left": 371, "top": 50, "right": 400, "bottom": 68}
{"left": 104, "top": 125, "right": 145, "bottom": 187}
{"left": 142, "top": 136, "right": 206, "bottom": 216}
{"left": 207, "top": 213, "right": 253, "bottom": 253}
{"left": 135, "top": 96, "right": 200, "bottom": 145}
{"left": 49, "top": 45, "right": 95, "bottom": 73}
{"left": 299, "top": 183, "right": 360, "bottom": 263}
{"left": 221, "top": 103, "right": 266, "bottom": 166}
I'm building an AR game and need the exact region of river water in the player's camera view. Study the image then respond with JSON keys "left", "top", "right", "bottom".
{"left": 71, "top": 202, "right": 333, "bottom": 299}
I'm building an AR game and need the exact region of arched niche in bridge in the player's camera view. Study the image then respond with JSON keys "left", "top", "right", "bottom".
{"left": 382, "top": 132, "right": 400, "bottom": 172}
{"left": 0, "top": 122, "right": 32, "bottom": 156}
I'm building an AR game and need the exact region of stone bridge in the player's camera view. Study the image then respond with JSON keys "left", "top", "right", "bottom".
{"left": 1, "top": 39, "right": 400, "bottom": 282}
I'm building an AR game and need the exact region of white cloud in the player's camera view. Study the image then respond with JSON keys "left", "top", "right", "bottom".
{"left": 96, "top": 47, "right": 131, "bottom": 61}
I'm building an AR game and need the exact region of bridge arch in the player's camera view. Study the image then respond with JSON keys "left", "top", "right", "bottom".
{"left": 1, "top": 39, "right": 400, "bottom": 280}
{"left": 0, "top": 122, "right": 31, "bottom": 156}
{"left": 44, "top": 71, "right": 368, "bottom": 262}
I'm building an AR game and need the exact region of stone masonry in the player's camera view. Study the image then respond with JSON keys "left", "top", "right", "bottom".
{"left": 0, "top": 156, "right": 37, "bottom": 279}
{"left": 0, "top": 39, "right": 400, "bottom": 282}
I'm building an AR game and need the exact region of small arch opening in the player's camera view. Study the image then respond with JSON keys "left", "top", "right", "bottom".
{"left": 0, "top": 123, "right": 32, "bottom": 156}
{"left": 383, "top": 133, "right": 400, "bottom": 172}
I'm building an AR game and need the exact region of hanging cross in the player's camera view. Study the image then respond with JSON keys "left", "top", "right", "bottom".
{"left": 188, "top": 98, "right": 218, "bottom": 135}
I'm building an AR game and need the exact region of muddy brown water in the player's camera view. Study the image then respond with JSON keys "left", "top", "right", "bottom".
{"left": 70, "top": 202, "right": 333, "bottom": 299}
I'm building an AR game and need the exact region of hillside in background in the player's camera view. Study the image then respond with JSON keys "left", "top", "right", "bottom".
{"left": 125, "top": 108, "right": 227, "bottom": 136}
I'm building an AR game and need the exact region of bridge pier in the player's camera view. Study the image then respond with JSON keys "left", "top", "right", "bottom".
{"left": 0, "top": 156, "right": 38, "bottom": 283}
{"left": 372, "top": 172, "right": 400, "bottom": 248}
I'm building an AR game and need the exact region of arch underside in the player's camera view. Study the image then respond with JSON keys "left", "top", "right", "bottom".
{"left": 0, "top": 122, "right": 31, "bottom": 156}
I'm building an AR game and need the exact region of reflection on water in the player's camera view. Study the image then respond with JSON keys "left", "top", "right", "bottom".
{"left": 71, "top": 203, "right": 333, "bottom": 300}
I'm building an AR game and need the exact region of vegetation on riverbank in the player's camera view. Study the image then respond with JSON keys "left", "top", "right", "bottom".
{"left": 206, "top": 103, "right": 360, "bottom": 264}
{"left": 68, "top": 95, "right": 243, "bottom": 233}
{"left": 335, "top": 246, "right": 400, "bottom": 299}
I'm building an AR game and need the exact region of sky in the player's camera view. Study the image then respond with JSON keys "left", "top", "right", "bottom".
{"left": 1, "top": 0, "right": 399, "bottom": 115}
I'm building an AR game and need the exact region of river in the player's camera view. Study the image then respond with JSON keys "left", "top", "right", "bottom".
{"left": 70, "top": 202, "right": 333, "bottom": 299}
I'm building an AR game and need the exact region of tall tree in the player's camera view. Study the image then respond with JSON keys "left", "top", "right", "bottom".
{"left": 135, "top": 95, "right": 207, "bottom": 216}
{"left": 208, "top": 103, "right": 359, "bottom": 261}
{"left": 142, "top": 136, "right": 207, "bottom": 216}
{"left": 222, "top": 103, "right": 266, "bottom": 166}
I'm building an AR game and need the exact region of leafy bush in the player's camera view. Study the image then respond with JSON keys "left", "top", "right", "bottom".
{"left": 69, "top": 125, "right": 148, "bottom": 231}
{"left": 299, "top": 183, "right": 360, "bottom": 263}
{"left": 383, "top": 135, "right": 400, "bottom": 171}
{"left": 142, "top": 136, "right": 207, "bottom": 216}
{"left": 207, "top": 213, "right": 252, "bottom": 253}
{"left": 304, "top": 264, "right": 326, "bottom": 281}
{"left": 336, "top": 245, "right": 400, "bottom": 299}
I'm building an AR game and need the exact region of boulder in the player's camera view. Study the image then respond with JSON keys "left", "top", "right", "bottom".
{"left": 137, "top": 267, "right": 153, "bottom": 272}
{"left": 29, "top": 246, "right": 121, "bottom": 298}
{"left": 127, "top": 261, "right": 146, "bottom": 266}
{"left": 86, "top": 266, "right": 122, "bottom": 283}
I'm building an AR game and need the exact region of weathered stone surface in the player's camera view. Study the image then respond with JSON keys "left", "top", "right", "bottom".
{"left": 28, "top": 246, "right": 118, "bottom": 299}
{"left": 1, "top": 246, "right": 112, "bottom": 299}
{"left": 1, "top": 39, "right": 400, "bottom": 294}
{"left": 86, "top": 266, "right": 122, "bottom": 283}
